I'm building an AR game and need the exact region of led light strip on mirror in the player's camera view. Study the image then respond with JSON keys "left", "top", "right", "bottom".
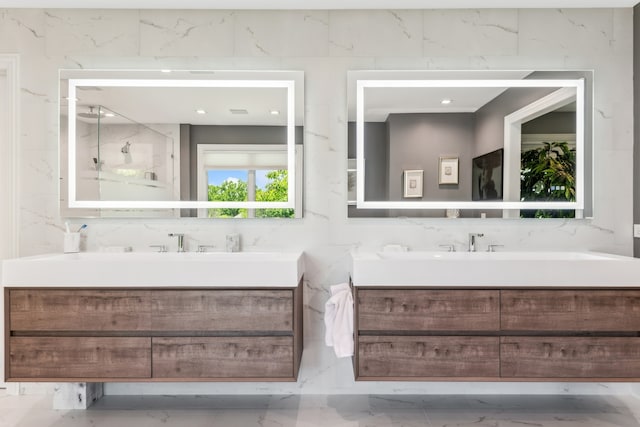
{"left": 355, "top": 78, "right": 585, "bottom": 212}
{"left": 67, "top": 78, "right": 296, "bottom": 210}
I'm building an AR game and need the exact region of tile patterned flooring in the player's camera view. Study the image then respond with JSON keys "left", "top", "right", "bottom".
{"left": 2, "top": 392, "right": 640, "bottom": 426}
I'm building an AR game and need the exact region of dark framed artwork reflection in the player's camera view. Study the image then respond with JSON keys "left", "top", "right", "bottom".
{"left": 472, "top": 149, "right": 503, "bottom": 201}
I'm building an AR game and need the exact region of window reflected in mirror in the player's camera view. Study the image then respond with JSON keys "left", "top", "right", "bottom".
{"left": 197, "top": 144, "right": 301, "bottom": 219}
{"left": 59, "top": 70, "right": 304, "bottom": 219}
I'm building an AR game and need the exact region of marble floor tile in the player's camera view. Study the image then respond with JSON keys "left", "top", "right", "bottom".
{"left": 425, "top": 396, "right": 640, "bottom": 427}
{"left": 90, "top": 394, "right": 274, "bottom": 410}
{"left": 1, "top": 392, "right": 639, "bottom": 427}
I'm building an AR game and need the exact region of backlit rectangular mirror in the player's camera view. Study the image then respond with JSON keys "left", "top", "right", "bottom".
{"left": 347, "top": 70, "right": 592, "bottom": 219}
{"left": 60, "top": 70, "right": 304, "bottom": 219}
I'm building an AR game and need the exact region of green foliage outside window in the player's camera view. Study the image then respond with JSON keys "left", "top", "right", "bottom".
{"left": 207, "top": 169, "right": 294, "bottom": 218}
{"left": 255, "top": 170, "right": 294, "bottom": 218}
{"left": 207, "top": 179, "right": 247, "bottom": 218}
{"left": 520, "top": 141, "right": 575, "bottom": 219}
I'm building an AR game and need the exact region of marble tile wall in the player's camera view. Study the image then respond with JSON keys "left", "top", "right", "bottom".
{"left": 0, "top": 8, "right": 635, "bottom": 396}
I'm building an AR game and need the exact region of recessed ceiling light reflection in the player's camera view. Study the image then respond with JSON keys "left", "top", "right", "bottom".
{"left": 441, "top": 99, "right": 452, "bottom": 105}
{"left": 270, "top": 110, "right": 280, "bottom": 115}
{"left": 196, "top": 109, "right": 207, "bottom": 115}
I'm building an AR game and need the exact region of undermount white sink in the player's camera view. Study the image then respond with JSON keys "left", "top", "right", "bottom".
{"left": 2, "top": 251, "right": 304, "bottom": 287}
{"left": 351, "top": 250, "right": 640, "bottom": 287}
{"left": 375, "top": 251, "right": 615, "bottom": 261}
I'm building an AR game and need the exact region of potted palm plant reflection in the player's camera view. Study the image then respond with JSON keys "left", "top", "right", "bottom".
{"left": 520, "top": 141, "right": 576, "bottom": 218}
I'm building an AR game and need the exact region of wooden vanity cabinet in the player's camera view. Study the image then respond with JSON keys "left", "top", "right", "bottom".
{"left": 152, "top": 336, "right": 294, "bottom": 379}
{"left": 500, "top": 289, "right": 640, "bottom": 380}
{"left": 5, "top": 281, "right": 303, "bottom": 382}
{"left": 9, "top": 337, "right": 152, "bottom": 380}
{"left": 501, "top": 290, "right": 640, "bottom": 331}
{"left": 7, "top": 289, "right": 152, "bottom": 381}
{"left": 354, "top": 287, "right": 640, "bottom": 381}
{"left": 358, "top": 335, "right": 500, "bottom": 379}
{"left": 149, "top": 289, "right": 302, "bottom": 381}
{"left": 9, "top": 289, "right": 152, "bottom": 331}
{"left": 500, "top": 336, "right": 640, "bottom": 378}
{"left": 355, "top": 289, "right": 501, "bottom": 380}
{"left": 357, "top": 289, "right": 499, "bottom": 331}
{"left": 151, "top": 290, "right": 293, "bottom": 332}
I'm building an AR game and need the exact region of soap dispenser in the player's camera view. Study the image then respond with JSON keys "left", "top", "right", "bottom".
{"left": 226, "top": 234, "right": 240, "bottom": 252}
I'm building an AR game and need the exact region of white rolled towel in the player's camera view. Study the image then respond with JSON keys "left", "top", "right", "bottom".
{"left": 324, "top": 282, "right": 354, "bottom": 358}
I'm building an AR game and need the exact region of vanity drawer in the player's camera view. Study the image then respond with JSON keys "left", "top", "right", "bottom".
{"left": 8, "top": 337, "right": 151, "bottom": 380}
{"left": 151, "top": 290, "right": 293, "bottom": 332}
{"left": 357, "top": 290, "right": 500, "bottom": 331}
{"left": 501, "top": 290, "right": 640, "bottom": 331}
{"left": 152, "top": 336, "right": 294, "bottom": 379}
{"left": 358, "top": 336, "right": 500, "bottom": 379}
{"left": 9, "top": 290, "right": 151, "bottom": 332}
{"left": 500, "top": 337, "right": 640, "bottom": 379}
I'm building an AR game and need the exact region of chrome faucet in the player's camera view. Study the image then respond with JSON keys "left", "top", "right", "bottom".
{"left": 468, "top": 233, "right": 484, "bottom": 252}
{"left": 168, "top": 233, "right": 185, "bottom": 252}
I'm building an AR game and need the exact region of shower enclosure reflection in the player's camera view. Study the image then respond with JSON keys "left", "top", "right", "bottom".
{"left": 70, "top": 105, "right": 177, "bottom": 205}
{"left": 59, "top": 70, "right": 304, "bottom": 219}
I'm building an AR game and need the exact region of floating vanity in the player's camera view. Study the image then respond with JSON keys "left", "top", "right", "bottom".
{"left": 2, "top": 252, "right": 304, "bottom": 383}
{"left": 350, "top": 250, "right": 640, "bottom": 382}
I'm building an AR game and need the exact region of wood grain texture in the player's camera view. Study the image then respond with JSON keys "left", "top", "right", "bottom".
{"left": 151, "top": 290, "right": 293, "bottom": 332}
{"left": 358, "top": 336, "right": 499, "bottom": 378}
{"left": 152, "top": 337, "right": 293, "bottom": 379}
{"left": 4, "top": 289, "right": 9, "bottom": 382}
{"left": 501, "top": 290, "right": 640, "bottom": 331}
{"left": 9, "top": 337, "right": 151, "bottom": 379}
{"left": 501, "top": 337, "right": 640, "bottom": 378}
{"left": 358, "top": 290, "right": 500, "bottom": 331}
{"left": 292, "top": 278, "right": 304, "bottom": 379}
{"left": 353, "top": 284, "right": 359, "bottom": 379}
{"left": 6, "top": 286, "right": 302, "bottom": 382}
{"left": 9, "top": 290, "right": 151, "bottom": 332}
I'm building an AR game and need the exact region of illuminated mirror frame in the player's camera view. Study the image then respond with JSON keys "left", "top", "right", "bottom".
{"left": 355, "top": 78, "right": 585, "bottom": 212}
{"left": 67, "top": 78, "right": 296, "bottom": 210}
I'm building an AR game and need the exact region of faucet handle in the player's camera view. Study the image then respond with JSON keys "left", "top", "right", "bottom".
{"left": 197, "top": 245, "right": 216, "bottom": 253}
{"left": 438, "top": 244, "right": 455, "bottom": 252}
{"left": 487, "top": 244, "right": 504, "bottom": 252}
{"left": 149, "top": 244, "right": 167, "bottom": 253}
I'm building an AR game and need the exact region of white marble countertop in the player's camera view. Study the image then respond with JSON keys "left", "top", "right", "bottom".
{"left": 350, "top": 250, "right": 640, "bottom": 288}
{"left": 2, "top": 251, "right": 304, "bottom": 288}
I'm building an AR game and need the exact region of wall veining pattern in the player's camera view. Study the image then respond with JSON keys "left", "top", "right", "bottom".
{"left": 0, "top": 8, "right": 635, "bottom": 395}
